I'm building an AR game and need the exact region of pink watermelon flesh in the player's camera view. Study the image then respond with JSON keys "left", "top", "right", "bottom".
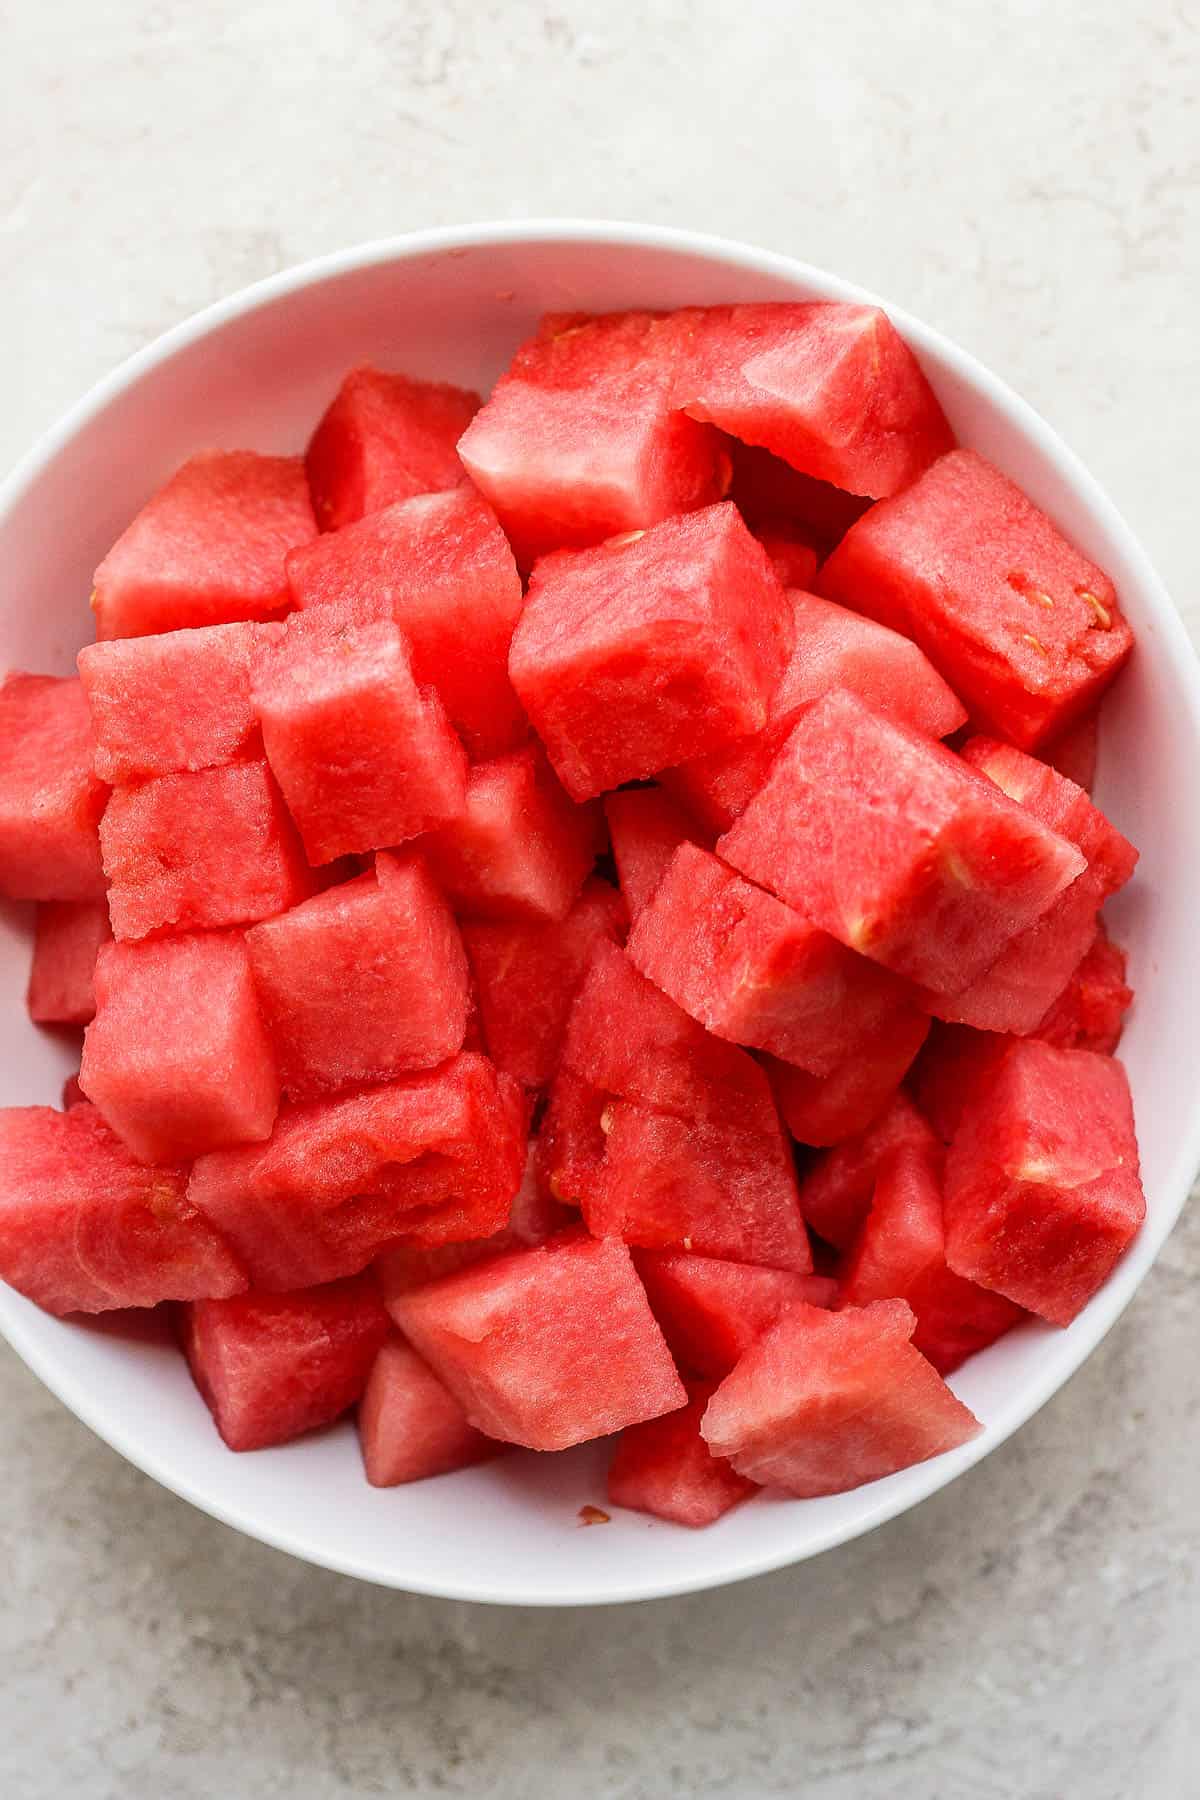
{"left": 357, "top": 1336, "right": 498, "bottom": 1486}
{"left": 1039, "top": 709, "right": 1099, "bottom": 793}
{"left": 78, "top": 621, "right": 277, "bottom": 784}
{"left": 535, "top": 1067, "right": 609, "bottom": 1208}
{"left": 245, "top": 850, "right": 469, "bottom": 1099}
{"left": 764, "top": 1007, "right": 931, "bottom": 1149}
{"left": 0, "top": 674, "right": 107, "bottom": 901}
{"left": 727, "top": 439, "right": 873, "bottom": 549}
{"left": 819, "top": 449, "right": 1133, "bottom": 748}
{"left": 100, "top": 759, "right": 312, "bottom": 940}
{"left": 457, "top": 309, "right": 729, "bottom": 568}
{"left": 181, "top": 1272, "right": 389, "bottom": 1452}
{"left": 81, "top": 932, "right": 279, "bottom": 1164}
{"left": 509, "top": 502, "right": 794, "bottom": 801}
{"left": 27, "top": 899, "right": 112, "bottom": 1025}
{"left": 61, "top": 1075, "right": 87, "bottom": 1110}
{"left": 91, "top": 451, "right": 316, "bottom": 639}
{"left": 462, "top": 876, "right": 626, "bottom": 1089}
{"left": 796, "top": 1092, "right": 940, "bottom": 1249}
{"left": 0, "top": 1102, "right": 245, "bottom": 1315}
{"left": 187, "top": 1053, "right": 526, "bottom": 1291}
{"left": 304, "top": 365, "right": 479, "bottom": 531}
{"left": 717, "top": 689, "right": 1086, "bottom": 992}
{"left": 421, "top": 744, "right": 598, "bottom": 924}
{"left": 943, "top": 1039, "right": 1144, "bottom": 1326}
{"left": 752, "top": 528, "right": 819, "bottom": 590}
{"left": 701, "top": 1298, "right": 981, "bottom": 1497}
{"left": 607, "top": 1382, "right": 757, "bottom": 1528}
{"left": 285, "top": 487, "right": 527, "bottom": 757}
{"left": 635, "top": 1249, "right": 836, "bottom": 1379}
{"left": 388, "top": 1232, "right": 686, "bottom": 1451}
{"left": 1035, "top": 926, "right": 1132, "bottom": 1054}
{"left": 253, "top": 607, "right": 467, "bottom": 864}
{"left": 603, "top": 785, "right": 707, "bottom": 919}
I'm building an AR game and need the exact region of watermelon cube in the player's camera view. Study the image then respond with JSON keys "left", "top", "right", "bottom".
{"left": 509, "top": 503, "right": 794, "bottom": 800}
{"left": 764, "top": 1007, "right": 931, "bottom": 1148}
{"left": 457, "top": 309, "right": 729, "bottom": 568}
{"left": 100, "top": 760, "right": 312, "bottom": 940}
{"left": 796, "top": 1093, "right": 939, "bottom": 1249}
{"left": 421, "top": 744, "right": 597, "bottom": 923}
{"left": 462, "top": 876, "right": 626, "bottom": 1089}
{"left": 819, "top": 450, "right": 1133, "bottom": 748}
{"left": 608, "top": 1382, "right": 757, "bottom": 1528}
{"left": 0, "top": 1102, "right": 245, "bottom": 1315}
{"left": 1039, "top": 709, "right": 1099, "bottom": 793}
{"left": 603, "top": 785, "right": 706, "bottom": 919}
{"left": 717, "top": 689, "right": 1086, "bottom": 991}
{"left": 357, "top": 1336, "right": 498, "bottom": 1486}
{"left": 253, "top": 608, "right": 467, "bottom": 864}
{"left": 91, "top": 451, "right": 316, "bottom": 639}
{"left": 304, "top": 365, "right": 479, "bottom": 530}
{"left": 245, "top": 851, "right": 469, "bottom": 1099}
{"left": 26, "top": 899, "right": 112, "bottom": 1025}
{"left": 286, "top": 488, "right": 526, "bottom": 757}
{"left": 78, "top": 621, "right": 276, "bottom": 784}
{"left": 751, "top": 527, "right": 819, "bottom": 590}
{"left": 727, "top": 440, "right": 873, "bottom": 549}
{"left": 636, "top": 1249, "right": 836, "bottom": 1379}
{"left": 187, "top": 1053, "right": 526, "bottom": 1291}
{"left": 388, "top": 1232, "right": 686, "bottom": 1451}
{"left": 943, "top": 1040, "right": 1144, "bottom": 1325}
{"left": 1035, "top": 926, "right": 1132, "bottom": 1054}
{"left": 181, "top": 1272, "right": 389, "bottom": 1452}
{"left": 80, "top": 933, "right": 279, "bottom": 1164}
{"left": 701, "top": 1299, "right": 981, "bottom": 1497}
{"left": 911, "top": 1023, "right": 1012, "bottom": 1144}
{"left": 0, "top": 674, "right": 107, "bottom": 901}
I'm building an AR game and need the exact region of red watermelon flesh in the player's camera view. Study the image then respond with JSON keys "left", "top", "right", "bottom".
{"left": 1035, "top": 926, "right": 1132, "bottom": 1054}
{"left": 27, "top": 899, "right": 112, "bottom": 1025}
{"left": 727, "top": 440, "right": 873, "bottom": 548}
{"left": 535, "top": 1067, "right": 609, "bottom": 1208}
{"left": 911, "top": 1022, "right": 1012, "bottom": 1144}
{"left": 388, "top": 1232, "right": 686, "bottom": 1451}
{"left": 357, "top": 1337, "right": 498, "bottom": 1485}
{"left": 457, "top": 309, "right": 729, "bottom": 568}
{"left": 764, "top": 1007, "right": 931, "bottom": 1149}
{"left": 1039, "top": 709, "right": 1099, "bottom": 793}
{"left": 509, "top": 502, "right": 794, "bottom": 801}
{"left": 796, "top": 1092, "right": 939, "bottom": 1249}
{"left": 78, "top": 621, "right": 277, "bottom": 784}
{"left": 818, "top": 449, "right": 1133, "bottom": 748}
{"left": 752, "top": 528, "right": 819, "bottom": 590}
{"left": 181, "top": 1272, "right": 389, "bottom": 1452}
{"left": 245, "top": 851, "right": 469, "bottom": 1099}
{"left": 607, "top": 1382, "right": 757, "bottom": 1528}
{"left": 305, "top": 365, "right": 479, "bottom": 531}
{"left": 421, "top": 744, "right": 598, "bottom": 924}
{"left": 0, "top": 1102, "right": 245, "bottom": 1315}
{"left": 462, "top": 876, "right": 626, "bottom": 1089}
{"left": 717, "top": 689, "right": 1085, "bottom": 992}
{"left": 61, "top": 1074, "right": 87, "bottom": 1110}
{"left": 603, "top": 785, "right": 706, "bottom": 919}
{"left": 91, "top": 451, "right": 316, "bottom": 639}
{"left": 636, "top": 1249, "right": 836, "bottom": 1378}
{"left": 285, "top": 487, "right": 526, "bottom": 758}
{"left": 943, "top": 1039, "right": 1144, "bottom": 1325}
{"left": 100, "top": 760, "right": 313, "bottom": 940}
{"left": 0, "top": 674, "right": 107, "bottom": 901}
{"left": 187, "top": 1053, "right": 526, "bottom": 1291}
{"left": 253, "top": 608, "right": 468, "bottom": 864}
{"left": 701, "top": 1298, "right": 981, "bottom": 1497}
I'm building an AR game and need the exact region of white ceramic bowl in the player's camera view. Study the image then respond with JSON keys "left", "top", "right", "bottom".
{"left": 1, "top": 222, "right": 1197, "bottom": 1607}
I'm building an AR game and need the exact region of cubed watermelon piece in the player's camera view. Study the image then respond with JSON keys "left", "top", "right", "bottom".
{"left": 100, "top": 760, "right": 312, "bottom": 940}
{"left": 608, "top": 1382, "right": 757, "bottom": 1527}
{"left": 1039, "top": 709, "right": 1099, "bottom": 793}
{"left": 357, "top": 1336, "right": 498, "bottom": 1485}
{"left": 727, "top": 440, "right": 873, "bottom": 548}
{"left": 535, "top": 1068, "right": 609, "bottom": 1208}
{"left": 26, "top": 899, "right": 112, "bottom": 1025}
{"left": 752, "top": 528, "right": 819, "bottom": 590}
{"left": 80, "top": 933, "right": 278, "bottom": 1163}
{"left": 701, "top": 1299, "right": 981, "bottom": 1496}
{"left": 286, "top": 488, "right": 526, "bottom": 757}
{"left": 91, "top": 452, "right": 316, "bottom": 639}
{"left": 78, "top": 621, "right": 276, "bottom": 784}
{"left": 421, "top": 744, "right": 597, "bottom": 923}
{"left": 717, "top": 689, "right": 1085, "bottom": 991}
{"left": 1035, "top": 926, "right": 1132, "bottom": 1054}
{"left": 245, "top": 851, "right": 468, "bottom": 1099}
{"left": 305, "top": 365, "right": 479, "bottom": 530}
{"left": 462, "top": 877, "right": 626, "bottom": 1089}
{"left": 796, "top": 1093, "right": 939, "bottom": 1248}
{"left": 509, "top": 503, "right": 794, "bottom": 800}
{"left": 181, "top": 1272, "right": 389, "bottom": 1451}
{"left": 188, "top": 1053, "right": 526, "bottom": 1290}
{"left": 819, "top": 450, "right": 1133, "bottom": 748}
{"left": 765, "top": 1008, "right": 931, "bottom": 1148}
{"left": 0, "top": 1102, "right": 245, "bottom": 1315}
{"left": 388, "top": 1232, "right": 686, "bottom": 1451}
{"left": 911, "top": 1022, "right": 1012, "bottom": 1143}
{"left": 603, "top": 785, "right": 706, "bottom": 920}
{"left": 0, "top": 675, "right": 107, "bottom": 901}
{"left": 943, "top": 1040, "right": 1144, "bottom": 1325}
{"left": 636, "top": 1249, "right": 836, "bottom": 1378}
{"left": 457, "top": 309, "right": 729, "bottom": 568}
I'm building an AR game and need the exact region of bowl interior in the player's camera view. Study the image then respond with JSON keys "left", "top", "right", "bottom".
{"left": 1, "top": 224, "right": 1197, "bottom": 1605}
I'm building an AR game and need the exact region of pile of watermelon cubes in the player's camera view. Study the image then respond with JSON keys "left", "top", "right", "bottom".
{"left": 0, "top": 301, "right": 1144, "bottom": 1528}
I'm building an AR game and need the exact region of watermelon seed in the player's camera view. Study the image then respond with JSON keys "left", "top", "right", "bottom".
{"left": 600, "top": 1105, "right": 615, "bottom": 1135}
{"left": 605, "top": 530, "right": 646, "bottom": 550}
{"left": 1079, "top": 589, "right": 1112, "bottom": 629}
{"left": 1022, "top": 633, "right": 1049, "bottom": 656}
{"left": 577, "top": 1504, "right": 611, "bottom": 1526}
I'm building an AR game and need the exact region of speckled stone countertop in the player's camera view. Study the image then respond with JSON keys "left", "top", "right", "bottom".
{"left": 2, "top": 5, "right": 1198, "bottom": 1795}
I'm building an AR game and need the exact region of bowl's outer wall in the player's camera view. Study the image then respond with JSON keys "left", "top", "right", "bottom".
{"left": 1, "top": 224, "right": 1197, "bottom": 1605}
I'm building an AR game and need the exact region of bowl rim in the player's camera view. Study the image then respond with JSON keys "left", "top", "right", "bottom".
{"left": 2, "top": 216, "right": 1198, "bottom": 1607}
